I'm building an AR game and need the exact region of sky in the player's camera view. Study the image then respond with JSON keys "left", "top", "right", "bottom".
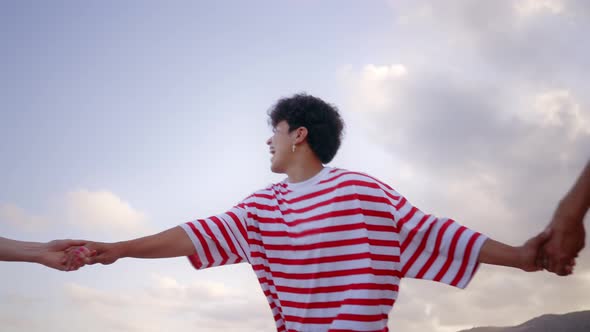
{"left": 1, "top": 1, "right": 589, "bottom": 331}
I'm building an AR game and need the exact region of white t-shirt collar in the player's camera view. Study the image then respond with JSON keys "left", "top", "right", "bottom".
{"left": 284, "top": 167, "right": 331, "bottom": 190}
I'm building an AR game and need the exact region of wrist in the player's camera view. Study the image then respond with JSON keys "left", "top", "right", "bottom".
{"left": 24, "top": 242, "right": 45, "bottom": 264}
{"left": 112, "top": 241, "right": 128, "bottom": 260}
{"left": 560, "top": 193, "right": 588, "bottom": 217}
{"left": 553, "top": 198, "right": 586, "bottom": 227}
{"left": 516, "top": 246, "right": 530, "bottom": 271}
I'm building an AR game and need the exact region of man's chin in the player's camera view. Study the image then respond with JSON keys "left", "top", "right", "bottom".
{"left": 270, "top": 164, "right": 284, "bottom": 174}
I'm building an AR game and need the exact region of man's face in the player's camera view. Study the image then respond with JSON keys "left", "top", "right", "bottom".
{"left": 266, "top": 120, "right": 294, "bottom": 173}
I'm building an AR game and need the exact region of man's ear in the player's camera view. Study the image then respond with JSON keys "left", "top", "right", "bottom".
{"left": 294, "top": 127, "right": 308, "bottom": 144}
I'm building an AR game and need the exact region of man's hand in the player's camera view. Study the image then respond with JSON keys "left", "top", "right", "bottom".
{"left": 65, "top": 241, "right": 122, "bottom": 271}
{"left": 64, "top": 226, "right": 196, "bottom": 271}
{"left": 478, "top": 231, "right": 549, "bottom": 271}
{"left": 542, "top": 207, "right": 585, "bottom": 276}
{"left": 517, "top": 230, "right": 552, "bottom": 272}
{"left": 37, "top": 239, "right": 87, "bottom": 271}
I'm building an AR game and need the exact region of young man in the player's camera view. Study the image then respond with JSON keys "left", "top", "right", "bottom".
{"left": 67, "top": 94, "right": 552, "bottom": 332}
{"left": 0, "top": 236, "right": 86, "bottom": 271}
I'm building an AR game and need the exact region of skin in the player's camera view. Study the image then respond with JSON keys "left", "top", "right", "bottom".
{"left": 542, "top": 160, "right": 589, "bottom": 276}
{"left": 0, "top": 237, "right": 87, "bottom": 271}
{"left": 266, "top": 120, "right": 324, "bottom": 182}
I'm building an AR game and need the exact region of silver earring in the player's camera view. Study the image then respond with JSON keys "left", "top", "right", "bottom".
{"left": 292, "top": 144, "right": 296, "bottom": 153}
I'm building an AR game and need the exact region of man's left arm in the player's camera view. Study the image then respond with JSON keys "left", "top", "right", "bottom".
{"left": 478, "top": 232, "right": 549, "bottom": 272}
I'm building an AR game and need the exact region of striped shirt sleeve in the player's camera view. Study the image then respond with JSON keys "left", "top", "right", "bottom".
{"left": 180, "top": 206, "right": 251, "bottom": 270}
{"left": 363, "top": 174, "right": 488, "bottom": 289}
{"left": 392, "top": 195, "right": 487, "bottom": 289}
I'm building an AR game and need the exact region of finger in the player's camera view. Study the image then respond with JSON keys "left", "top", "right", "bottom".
{"left": 543, "top": 227, "right": 552, "bottom": 238}
{"left": 560, "top": 259, "right": 576, "bottom": 276}
{"left": 547, "top": 257, "right": 558, "bottom": 273}
{"left": 550, "top": 258, "right": 572, "bottom": 276}
{"left": 555, "top": 265, "right": 569, "bottom": 276}
{"left": 64, "top": 246, "right": 78, "bottom": 254}
{"left": 71, "top": 262, "right": 84, "bottom": 270}
{"left": 70, "top": 256, "right": 84, "bottom": 270}
{"left": 76, "top": 246, "right": 91, "bottom": 256}
{"left": 535, "top": 247, "right": 550, "bottom": 270}
{"left": 535, "top": 254, "right": 543, "bottom": 270}
{"left": 536, "top": 229, "right": 552, "bottom": 245}
{"left": 535, "top": 248, "right": 547, "bottom": 270}
{"left": 85, "top": 255, "right": 100, "bottom": 265}
{"left": 71, "top": 247, "right": 91, "bottom": 269}
{"left": 55, "top": 239, "right": 86, "bottom": 251}
{"left": 65, "top": 253, "right": 72, "bottom": 271}
{"left": 66, "top": 249, "right": 82, "bottom": 271}
{"left": 64, "top": 239, "right": 87, "bottom": 247}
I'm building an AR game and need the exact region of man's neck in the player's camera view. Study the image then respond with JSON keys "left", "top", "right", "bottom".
{"left": 286, "top": 161, "right": 324, "bottom": 183}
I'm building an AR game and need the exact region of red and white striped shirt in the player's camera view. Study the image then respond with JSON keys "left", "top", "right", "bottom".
{"left": 181, "top": 167, "right": 487, "bottom": 332}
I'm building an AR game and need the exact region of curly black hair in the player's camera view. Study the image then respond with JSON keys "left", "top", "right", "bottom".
{"left": 268, "top": 93, "right": 344, "bottom": 164}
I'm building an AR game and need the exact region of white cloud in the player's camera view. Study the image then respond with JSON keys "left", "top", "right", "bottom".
{"left": 1, "top": 190, "right": 151, "bottom": 238}
{"left": 363, "top": 64, "right": 408, "bottom": 81}
{"left": 339, "top": 1, "right": 590, "bottom": 331}
{"left": 60, "top": 274, "right": 275, "bottom": 332}
{"left": 0, "top": 202, "right": 49, "bottom": 231}
{"left": 63, "top": 190, "right": 149, "bottom": 237}
{"left": 529, "top": 89, "right": 590, "bottom": 137}
{"left": 514, "top": 0, "right": 565, "bottom": 17}
{"left": 340, "top": 63, "right": 409, "bottom": 113}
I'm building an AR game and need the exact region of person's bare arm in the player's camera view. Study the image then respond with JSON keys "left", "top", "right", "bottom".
{"left": 543, "top": 160, "right": 589, "bottom": 275}
{"left": 0, "top": 237, "right": 41, "bottom": 262}
{"left": 478, "top": 231, "right": 549, "bottom": 272}
{"left": 0, "top": 236, "right": 86, "bottom": 270}
{"left": 71, "top": 226, "right": 195, "bottom": 269}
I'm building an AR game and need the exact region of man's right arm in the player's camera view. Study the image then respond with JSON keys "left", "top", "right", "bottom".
{"left": 75, "top": 226, "right": 195, "bottom": 268}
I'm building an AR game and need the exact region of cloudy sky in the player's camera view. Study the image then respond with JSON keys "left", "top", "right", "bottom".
{"left": 1, "top": 1, "right": 589, "bottom": 331}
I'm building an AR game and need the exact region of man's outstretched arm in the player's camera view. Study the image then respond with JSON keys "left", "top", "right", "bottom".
{"left": 478, "top": 231, "right": 550, "bottom": 272}
{"left": 71, "top": 226, "right": 195, "bottom": 269}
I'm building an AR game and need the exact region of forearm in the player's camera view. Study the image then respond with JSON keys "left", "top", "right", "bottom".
{"left": 0, "top": 237, "right": 42, "bottom": 263}
{"left": 478, "top": 238, "right": 523, "bottom": 270}
{"left": 560, "top": 160, "right": 590, "bottom": 220}
{"left": 114, "top": 226, "right": 195, "bottom": 259}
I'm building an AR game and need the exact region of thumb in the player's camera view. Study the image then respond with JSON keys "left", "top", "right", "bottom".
{"left": 88, "top": 251, "right": 114, "bottom": 265}
{"left": 82, "top": 250, "right": 98, "bottom": 265}
{"left": 86, "top": 254, "right": 103, "bottom": 265}
{"left": 536, "top": 228, "right": 552, "bottom": 244}
{"left": 65, "top": 239, "right": 88, "bottom": 247}
{"left": 528, "top": 229, "right": 551, "bottom": 249}
{"left": 543, "top": 227, "right": 552, "bottom": 238}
